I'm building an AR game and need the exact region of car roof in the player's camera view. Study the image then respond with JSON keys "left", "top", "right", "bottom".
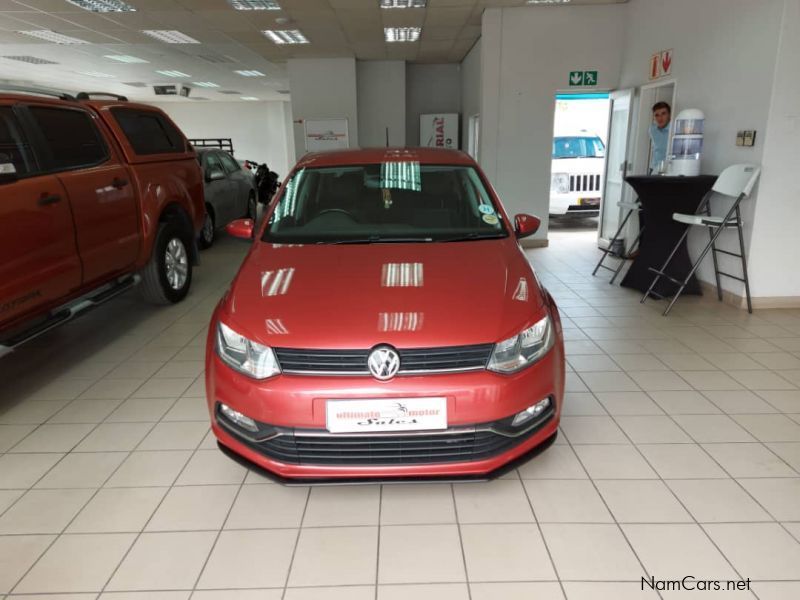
{"left": 295, "top": 147, "right": 475, "bottom": 169}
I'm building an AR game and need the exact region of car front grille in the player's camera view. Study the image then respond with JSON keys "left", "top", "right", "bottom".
{"left": 569, "top": 173, "right": 601, "bottom": 193}
{"left": 273, "top": 344, "right": 494, "bottom": 375}
{"left": 222, "top": 405, "right": 555, "bottom": 466}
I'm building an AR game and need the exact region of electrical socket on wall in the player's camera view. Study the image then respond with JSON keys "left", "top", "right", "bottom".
{"left": 736, "top": 130, "right": 757, "bottom": 147}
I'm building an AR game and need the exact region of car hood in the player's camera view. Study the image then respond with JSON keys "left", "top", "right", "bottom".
{"left": 551, "top": 157, "right": 604, "bottom": 174}
{"left": 223, "top": 239, "right": 546, "bottom": 349}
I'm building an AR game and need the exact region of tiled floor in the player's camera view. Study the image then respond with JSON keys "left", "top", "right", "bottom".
{"left": 1, "top": 228, "right": 800, "bottom": 599}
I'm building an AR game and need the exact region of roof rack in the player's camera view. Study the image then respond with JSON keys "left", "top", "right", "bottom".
{"left": 76, "top": 92, "right": 128, "bottom": 101}
{"left": 0, "top": 84, "right": 75, "bottom": 101}
{"left": 188, "top": 138, "right": 235, "bottom": 154}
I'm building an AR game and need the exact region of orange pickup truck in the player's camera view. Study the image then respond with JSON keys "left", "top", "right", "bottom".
{"left": 0, "top": 89, "right": 205, "bottom": 356}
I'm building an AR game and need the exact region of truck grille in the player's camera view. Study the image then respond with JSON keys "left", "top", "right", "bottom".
{"left": 570, "top": 173, "right": 601, "bottom": 193}
{"left": 273, "top": 344, "right": 494, "bottom": 375}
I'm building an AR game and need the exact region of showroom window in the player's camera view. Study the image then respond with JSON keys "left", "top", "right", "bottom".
{"left": 111, "top": 108, "right": 185, "bottom": 155}
{"left": 218, "top": 151, "right": 240, "bottom": 173}
{"left": 28, "top": 106, "right": 107, "bottom": 171}
{"left": 0, "top": 107, "right": 35, "bottom": 176}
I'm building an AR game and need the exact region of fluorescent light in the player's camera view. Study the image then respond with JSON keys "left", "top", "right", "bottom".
{"left": 380, "top": 0, "right": 426, "bottom": 7}
{"left": 240, "top": 96, "right": 259, "bottom": 101}
{"left": 105, "top": 54, "right": 148, "bottom": 63}
{"left": 17, "top": 30, "right": 89, "bottom": 44}
{"left": 384, "top": 27, "right": 421, "bottom": 42}
{"left": 234, "top": 70, "right": 266, "bottom": 77}
{"left": 65, "top": 0, "right": 136, "bottom": 11}
{"left": 262, "top": 30, "right": 309, "bottom": 45}
{"left": 228, "top": 0, "right": 280, "bottom": 9}
{"left": 527, "top": 0, "right": 571, "bottom": 3}
{"left": 142, "top": 30, "right": 200, "bottom": 44}
{"left": 193, "top": 81, "right": 220, "bottom": 88}
{"left": 156, "top": 70, "right": 190, "bottom": 78}
{"left": 79, "top": 71, "right": 115, "bottom": 78}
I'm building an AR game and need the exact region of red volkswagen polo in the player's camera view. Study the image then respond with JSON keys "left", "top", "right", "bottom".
{"left": 206, "top": 148, "right": 565, "bottom": 480}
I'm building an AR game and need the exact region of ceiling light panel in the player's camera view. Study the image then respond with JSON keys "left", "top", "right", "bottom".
{"left": 17, "top": 30, "right": 89, "bottom": 44}
{"left": 193, "top": 81, "right": 220, "bottom": 88}
{"left": 235, "top": 70, "right": 266, "bottom": 77}
{"left": 2, "top": 55, "right": 58, "bottom": 64}
{"left": 105, "top": 54, "right": 148, "bottom": 63}
{"left": 262, "top": 30, "right": 309, "bottom": 45}
{"left": 142, "top": 30, "right": 200, "bottom": 44}
{"left": 156, "top": 70, "right": 190, "bottom": 78}
{"left": 240, "top": 96, "right": 259, "bottom": 100}
{"left": 384, "top": 27, "right": 421, "bottom": 42}
{"left": 228, "top": 0, "right": 280, "bottom": 9}
{"left": 219, "top": 90, "right": 242, "bottom": 94}
{"left": 380, "top": 0, "right": 426, "bottom": 7}
{"left": 122, "top": 81, "right": 147, "bottom": 87}
{"left": 79, "top": 71, "right": 115, "bottom": 78}
{"left": 65, "top": 0, "right": 136, "bottom": 12}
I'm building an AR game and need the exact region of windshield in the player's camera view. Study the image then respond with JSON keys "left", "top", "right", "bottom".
{"left": 263, "top": 163, "right": 508, "bottom": 244}
{"left": 552, "top": 137, "right": 605, "bottom": 159}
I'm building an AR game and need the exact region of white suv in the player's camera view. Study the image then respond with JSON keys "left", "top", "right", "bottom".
{"left": 549, "top": 134, "right": 605, "bottom": 219}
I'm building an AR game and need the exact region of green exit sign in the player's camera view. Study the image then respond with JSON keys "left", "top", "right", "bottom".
{"left": 569, "top": 70, "right": 598, "bottom": 87}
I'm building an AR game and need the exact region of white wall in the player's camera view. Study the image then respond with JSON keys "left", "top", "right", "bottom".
{"left": 287, "top": 58, "right": 359, "bottom": 160}
{"left": 747, "top": 0, "right": 800, "bottom": 300}
{"left": 152, "top": 100, "right": 293, "bottom": 178}
{"left": 480, "top": 5, "right": 626, "bottom": 239}
{"left": 406, "top": 64, "right": 462, "bottom": 147}
{"left": 619, "top": 0, "right": 784, "bottom": 297}
{"left": 460, "top": 40, "right": 481, "bottom": 157}
{"left": 357, "top": 60, "right": 406, "bottom": 148}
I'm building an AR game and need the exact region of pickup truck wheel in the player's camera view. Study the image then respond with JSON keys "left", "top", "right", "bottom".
{"left": 140, "top": 222, "right": 192, "bottom": 305}
{"left": 198, "top": 211, "right": 215, "bottom": 250}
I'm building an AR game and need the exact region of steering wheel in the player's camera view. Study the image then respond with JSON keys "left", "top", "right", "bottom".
{"left": 314, "top": 208, "right": 359, "bottom": 222}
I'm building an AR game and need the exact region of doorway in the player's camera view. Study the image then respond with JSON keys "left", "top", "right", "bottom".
{"left": 548, "top": 93, "right": 611, "bottom": 241}
{"left": 467, "top": 114, "right": 480, "bottom": 161}
{"left": 598, "top": 81, "right": 676, "bottom": 250}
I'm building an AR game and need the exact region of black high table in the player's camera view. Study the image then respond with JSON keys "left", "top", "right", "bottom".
{"left": 620, "top": 175, "right": 718, "bottom": 297}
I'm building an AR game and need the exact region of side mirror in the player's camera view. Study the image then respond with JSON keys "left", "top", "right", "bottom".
{"left": 206, "top": 168, "right": 225, "bottom": 182}
{"left": 226, "top": 218, "right": 255, "bottom": 240}
{"left": 514, "top": 213, "right": 541, "bottom": 239}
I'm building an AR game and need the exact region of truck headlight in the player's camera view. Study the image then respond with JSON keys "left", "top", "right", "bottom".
{"left": 488, "top": 315, "right": 555, "bottom": 373}
{"left": 550, "top": 173, "right": 570, "bottom": 194}
{"left": 215, "top": 322, "right": 280, "bottom": 379}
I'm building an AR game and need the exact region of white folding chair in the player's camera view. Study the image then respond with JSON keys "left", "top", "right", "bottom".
{"left": 642, "top": 164, "right": 761, "bottom": 315}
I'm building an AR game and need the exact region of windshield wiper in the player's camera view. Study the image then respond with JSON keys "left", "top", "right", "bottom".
{"left": 318, "top": 236, "right": 433, "bottom": 245}
{"left": 437, "top": 232, "right": 507, "bottom": 243}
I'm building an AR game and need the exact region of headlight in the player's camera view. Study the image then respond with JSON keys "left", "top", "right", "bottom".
{"left": 215, "top": 322, "right": 280, "bottom": 379}
{"left": 550, "top": 172, "right": 570, "bottom": 194}
{"left": 488, "top": 315, "right": 555, "bottom": 373}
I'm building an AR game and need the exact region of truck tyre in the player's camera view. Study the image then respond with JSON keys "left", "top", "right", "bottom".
{"left": 198, "top": 208, "right": 215, "bottom": 250}
{"left": 140, "top": 221, "right": 192, "bottom": 305}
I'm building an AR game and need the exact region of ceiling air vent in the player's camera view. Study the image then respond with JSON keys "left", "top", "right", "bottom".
{"left": 122, "top": 81, "right": 148, "bottom": 87}
{"left": 277, "top": 89, "right": 290, "bottom": 94}
{"left": 3, "top": 55, "right": 58, "bottom": 64}
{"left": 218, "top": 90, "right": 242, "bottom": 95}
{"left": 196, "top": 54, "right": 235, "bottom": 64}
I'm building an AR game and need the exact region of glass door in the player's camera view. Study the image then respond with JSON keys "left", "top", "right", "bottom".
{"left": 598, "top": 89, "right": 634, "bottom": 248}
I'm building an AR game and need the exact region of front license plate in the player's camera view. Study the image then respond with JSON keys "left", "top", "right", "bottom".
{"left": 579, "top": 197, "right": 601, "bottom": 206}
{"left": 326, "top": 397, "right": 447, "bottom": 434}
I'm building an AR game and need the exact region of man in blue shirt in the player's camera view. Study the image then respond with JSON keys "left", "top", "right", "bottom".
{"left": 649, "top": 102, "right": 671, "bottom": 173}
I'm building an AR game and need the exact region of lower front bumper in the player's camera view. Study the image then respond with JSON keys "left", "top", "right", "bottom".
{"left": 211, "top": 407, "right": 559, "bottom": 480}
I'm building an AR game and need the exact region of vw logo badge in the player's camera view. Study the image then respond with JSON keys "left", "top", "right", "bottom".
{"left": 368, "top": 345, "right": 401, "bottom": 381}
